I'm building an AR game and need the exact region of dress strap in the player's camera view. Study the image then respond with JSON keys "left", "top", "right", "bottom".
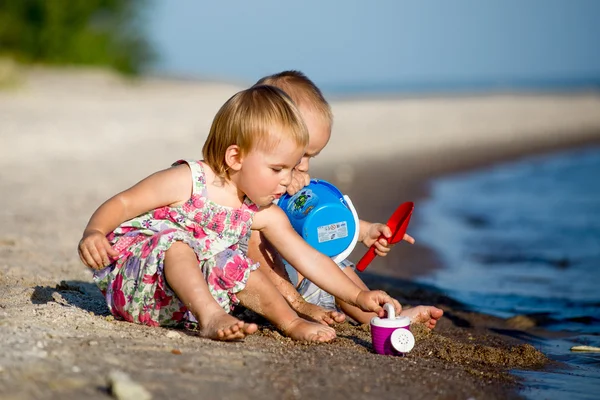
{"left": 172, "top": 159, "right": 206, "bottom": 196}
{"left": 242, "top": 196, "right": 259, "bottom": 212}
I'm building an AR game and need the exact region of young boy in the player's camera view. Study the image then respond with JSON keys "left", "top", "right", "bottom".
{"left": 247, "top": 71, "right": 443, "bottom": 328}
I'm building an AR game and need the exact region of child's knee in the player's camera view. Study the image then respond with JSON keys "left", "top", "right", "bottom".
{"left": 164, "top": 240, "right": 196, "bottom": 266}
{"left": 166, "top": 240, "right": 193, "bottom": 254}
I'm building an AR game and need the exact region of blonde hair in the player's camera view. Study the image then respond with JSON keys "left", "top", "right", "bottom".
{"left": 254, "top": 70, "right": 333, "bottom": 129}
{"left": 203, "top": 85, "right": 309, "bottom": 178}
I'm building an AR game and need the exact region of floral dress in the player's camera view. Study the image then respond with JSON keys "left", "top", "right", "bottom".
{"left": 93, "top": 159, "right": 259, "bottom": 328}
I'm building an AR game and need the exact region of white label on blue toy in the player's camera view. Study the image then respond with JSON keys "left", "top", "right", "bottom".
{"left": 317, "top": 221, "right": 348, "bottom": 243}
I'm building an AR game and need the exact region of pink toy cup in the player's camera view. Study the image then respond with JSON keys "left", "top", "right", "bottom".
{"left": 370, "top": 303, "right": 415, "bottom": 356}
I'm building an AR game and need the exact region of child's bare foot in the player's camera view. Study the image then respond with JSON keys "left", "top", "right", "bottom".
{"left": 296, "top": 302, "right": 346, "bottom": 326}
{"left": 198, "top": 311, "right": 258, "bottom": 341}
{"left": 400, "top": 306, "right": 444, "bottom": 330}
{"left": 281, "top": 317, "right": 337, "bottom": 342}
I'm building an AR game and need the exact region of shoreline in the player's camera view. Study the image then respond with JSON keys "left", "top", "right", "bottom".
{"left": 1, "top": 70, "right": 600, "bottom": 399}
{"left": 313, "top": 130, "right": 600, "bottom": 280}
{"left": 313, "top": 131, "right": 600, "bottom": 398}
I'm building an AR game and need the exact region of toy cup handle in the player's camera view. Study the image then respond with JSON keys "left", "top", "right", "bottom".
{"left": 332, "top": 195, "right": 360, "bottom": 264}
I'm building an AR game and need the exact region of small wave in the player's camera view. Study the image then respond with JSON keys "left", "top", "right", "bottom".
{"left": 471, "top": 252, "right": 575, "bottom": 269}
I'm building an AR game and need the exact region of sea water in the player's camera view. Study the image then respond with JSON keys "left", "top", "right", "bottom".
{"left": 416, "top": 146, "right": 600, "bottom": 399}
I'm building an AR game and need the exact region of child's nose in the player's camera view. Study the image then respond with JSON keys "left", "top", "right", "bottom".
{"left": 281, "top": 170, "right": 293, "bottom": 186}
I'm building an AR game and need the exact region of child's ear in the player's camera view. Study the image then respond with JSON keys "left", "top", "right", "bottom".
{"left": 225, "top": 145, "right": 243, "bottom": 171}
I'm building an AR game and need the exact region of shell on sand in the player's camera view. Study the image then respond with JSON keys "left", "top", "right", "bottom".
{"left": 570, "top": 345, "right": 600, "bottom": 352}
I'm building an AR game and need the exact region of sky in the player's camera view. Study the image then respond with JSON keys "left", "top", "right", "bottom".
{"left": 147, "top": 0, "right": 600, "bottom": 92}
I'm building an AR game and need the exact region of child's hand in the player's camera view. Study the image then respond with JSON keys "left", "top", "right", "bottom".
{"left": 361, "top": 222, "right": 415, "bottom": 256}
{"left": 78, "top": 230, "right": 119, "bottom": 270}
{"left": 286, "top": 169, "right": 310, "bottom": 195}
{"left": 355, "top": 290, "right": 402, "bottom": 317}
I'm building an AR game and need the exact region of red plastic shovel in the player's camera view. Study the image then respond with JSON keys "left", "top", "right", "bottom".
{"left": 355, "top": 201, "right": 414, "bottom": 272}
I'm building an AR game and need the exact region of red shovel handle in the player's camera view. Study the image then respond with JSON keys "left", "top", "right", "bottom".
{"left": 356, "top": 241, "right": 378, "bottom": 271}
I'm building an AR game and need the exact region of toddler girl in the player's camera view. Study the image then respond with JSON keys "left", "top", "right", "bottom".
{"left": 78, "top": 85, "right": 401, "bottom": 342}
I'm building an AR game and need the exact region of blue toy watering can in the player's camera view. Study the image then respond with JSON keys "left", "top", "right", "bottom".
{"left": 278, "top": 179, "right": 360, "bottom": 263}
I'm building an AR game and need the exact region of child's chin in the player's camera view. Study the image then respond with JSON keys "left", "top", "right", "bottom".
{"left": 250, "top": 197, "right": 270, "bottom": 207}
{"left": 258, "top": 199, "right": 273, "bottom": 207}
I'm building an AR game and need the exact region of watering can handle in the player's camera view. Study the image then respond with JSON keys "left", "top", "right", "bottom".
{"left": 383, "top": 303, "right": 396, "bottom": 319}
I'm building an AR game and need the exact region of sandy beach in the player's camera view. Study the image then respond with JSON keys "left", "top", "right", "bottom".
{"left": 1, "top": 68, "right": 600, "bottom": 399}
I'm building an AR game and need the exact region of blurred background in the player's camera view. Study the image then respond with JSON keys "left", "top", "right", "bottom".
{"left": 147, "top": 0, "right": 600, "bottom": 93}
{"left": 1, "top": 1, "right": 600, "bottom": 399}
{"left": 1, "top": 0, "right": 599, "bottom": 91}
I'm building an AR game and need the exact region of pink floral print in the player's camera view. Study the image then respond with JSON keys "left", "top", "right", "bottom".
{"left": 93, "top": 160, "right": 259, "bottom": 328}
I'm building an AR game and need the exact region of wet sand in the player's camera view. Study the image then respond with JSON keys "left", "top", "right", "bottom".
{"left": 1, "top": 68, "right": 599, "bottom": 399}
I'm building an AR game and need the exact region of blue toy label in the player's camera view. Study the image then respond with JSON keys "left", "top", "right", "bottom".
{"left": 286, "top": 188, "right": 318, "bottom": 219}
{"left": 317, "top": 221, "right": 349, "bottom": 243}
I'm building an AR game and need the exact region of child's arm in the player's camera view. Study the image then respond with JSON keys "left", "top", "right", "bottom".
{"left": 78, "top": 164, "right": 193, "bottom": 269}
{"left": 246, "top": 231, "right": 345, "bottom": 325}
{"left": 253, "top": 206, "right": 401, "bottom": 316}
{"left": 358, "top": 219, "right": 415, "bottom": 256}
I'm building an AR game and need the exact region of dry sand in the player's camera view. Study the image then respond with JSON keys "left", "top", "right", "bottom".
{"left": 1, "top": 68, "right": 599, "bottom": 399}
